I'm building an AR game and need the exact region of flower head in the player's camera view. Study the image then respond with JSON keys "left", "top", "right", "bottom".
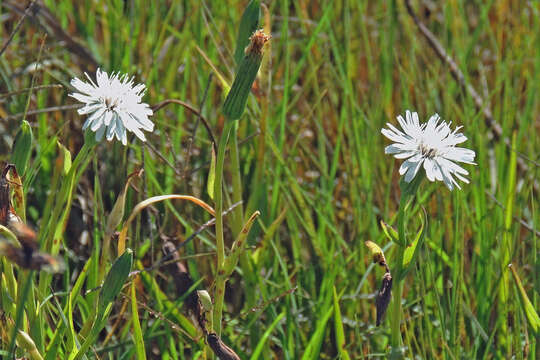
{"left": 70, "top": 68, "right": 154, "bottom": 145}
{"left": 381, "top": 110, "right": 476, "bottom": 190}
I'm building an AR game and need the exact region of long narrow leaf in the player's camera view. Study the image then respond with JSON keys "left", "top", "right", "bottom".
{"left": 508, "top": 264, "right": 540, "bottom": 334}
{"left": 131, "top": 281, "right": 147, "bottom": 360}
{"left": 333, "top": 287, "right": 351, "bottom": 360}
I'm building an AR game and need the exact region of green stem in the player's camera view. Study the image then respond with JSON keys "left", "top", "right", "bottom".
{"left": 229, "top": 122, "right": 244, "bottom": 235}
{"left": 390, "top": 247, "right": 404, "bottom": 353}
{"left": 390, "top": 193, "right": 408, "bottom": 357}
{"left": 212, "top": 121, "right": 234, "bottom": 336}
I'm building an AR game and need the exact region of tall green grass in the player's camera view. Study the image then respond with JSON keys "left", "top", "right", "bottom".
{"left": 0, "top": 0, "right": 538, "bottom": 358}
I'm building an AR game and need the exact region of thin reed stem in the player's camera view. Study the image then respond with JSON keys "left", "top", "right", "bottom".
{"left": 389, "top": 196, "right": 406, "bottom": 357}
{"left": 212, "top": 121, "right": 234, "bottom": 336}
{"left": 229, "top": 122, "right": 244, "bottom": 235}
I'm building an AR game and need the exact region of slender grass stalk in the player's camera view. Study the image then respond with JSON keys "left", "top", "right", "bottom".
{"left": 389, "top": 198, "right": 406, "bottom": 355}
{"left": 229, "top": 122, "right": 244, "bottom": 235}
{"left": 212, "top": 121, "right": 234, "bottom": 336}
{"left": 389, "top": 177, "right": 421, "bottom": 358}
{"left": 498, "top": 131, "right": 518, "bottom": 354}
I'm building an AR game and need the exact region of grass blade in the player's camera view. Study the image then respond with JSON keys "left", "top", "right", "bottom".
{"left": 131, "top": 281, "right": 147, "bottom": 360}
{"left": 333, "top": 286, "right": 351, "bottom": 360}
{"left": 508, "top": 264, "right": 539, "bottom": 334}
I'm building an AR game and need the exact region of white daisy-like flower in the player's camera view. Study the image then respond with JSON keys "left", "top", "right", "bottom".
{"left": 381, "top": 110, "right": 476, "bottom": 190}
{"left": 70, "top": 68, "right": 154, "bottom": 145}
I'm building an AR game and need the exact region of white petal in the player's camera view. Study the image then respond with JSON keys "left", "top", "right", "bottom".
{"left": 96, "top": 68, "right": 109, "bottom": 88}
{"left": 91, "top": 112, "right": 106, "bottom": 131}
{"left": 130, "top": 123, "right": 147, "bottom": 142}
{"left": 77, "top": 103, "right": 102, "bottom": 115}
{"left": 404, "top": 160, "right": 423, "bottom": 183}
{"left": 394, "top": 151, "right": 418, "bottom": 159}
{"left": 424, "top": 159, "right": 443, "bottom": 182}
{"left": 103, "top": 110, "right": 113, "bottom": 126}
{"left": 69, "top": 92, "right": 95, "bottom": 104}
{"left": 70, "top": 78, "right": 96, "bottom": 95}
{"left": 411, "top": 111, "right": 420, "bottom": 127}
{"left": 431, "top": 160, "right": 444, "bottom": 181}
{"left": 106, "top": 117, "right": 117, "bottom": 141}
{"left": 381, "top": 128, "right": 411, "bottom": 144}
{"left": 443, "top": 147, "right": 476, "bottom": 164}
{"left": 84, "top": 107, "right": 106, "bottom": 130}
{"left": 423, "top": 159, "right": 436, "bottom": 181}
{"left": 95, "top": 125, "right": 106, "bottom": 141}
{"left": 399, "top": 154, "right": 424, "bottom": 183}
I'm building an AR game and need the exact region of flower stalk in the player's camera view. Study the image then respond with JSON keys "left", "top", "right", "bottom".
{"left": 212, "top": 121, "right": 233, "bottom": 336}
{"left": 381, "top": 110, "right": 475, "bottom": 357}
{"left": 388, "top": 178, "right": 419, "bottom": 356}
{"left": 229, "top": 122, "right": 244, "bottom": 235}
{"left": 212, "top": 28, "right": 269, "bottom": 336}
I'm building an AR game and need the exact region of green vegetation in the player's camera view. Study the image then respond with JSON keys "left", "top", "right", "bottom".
{"left": 0, "top": 0, "right": 538, "bottom": 359}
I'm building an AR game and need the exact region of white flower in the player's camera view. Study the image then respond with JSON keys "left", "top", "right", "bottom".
{"left": 381, "top": 110, "right": 476, "bottom": 190}
{"left": 70, "top": 68, "right": 154, "bottom": 145}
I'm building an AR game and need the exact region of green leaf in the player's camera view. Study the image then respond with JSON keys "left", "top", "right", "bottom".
{"left": 508, "top": 264, "right": 540, "bottom": 334}
{"left": 56, "top": 141, "right": 72, "bottom": 175}
{"left": 224, "top": 210, "right": 260, "bottom": 276}
{"left": 333, "top": 287, "right": 351, "bottom": 360}
{"left": 98, "top": 249, "right": 133, "bottom": 313}
{"left": 301, "top": 306, "right": 334, "bottom": 360}
{"left": 250, "top": 312, "right": 285, "bottom": 360}
{"left": 207, "top": 146, "right": 216, "bottom": 200}
{"left": 233, "top": 0, "right": 261, "bottom": 66}
{"left": 11, "top": 120, "right": 33, "bottom": 176}
{"left": 380, "top": 220, "right": 399, "bottom": 244}
{"left": 131, "top": 282, "right": 147, "bottom": 360}
{"left": 106, "top": 170, "right": 142, "bottom": 237}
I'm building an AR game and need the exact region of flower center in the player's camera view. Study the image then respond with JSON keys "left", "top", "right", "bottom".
{"left": 104, "top": 97, "right": 119, "bottom": 111}
{"left": 419, "top": 143, "right": 437, "bottom": 159}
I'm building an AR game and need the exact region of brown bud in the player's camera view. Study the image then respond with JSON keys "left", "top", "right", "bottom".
{"left": 244, "top": 29, "right": 271, "bottom": 56}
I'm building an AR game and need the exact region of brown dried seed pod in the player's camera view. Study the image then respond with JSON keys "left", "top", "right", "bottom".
{"left": 376, "top": 272, "right": 393, "bottom": 326}
{"left": 206, "top": 333, "right": 241, "bottom": 360}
